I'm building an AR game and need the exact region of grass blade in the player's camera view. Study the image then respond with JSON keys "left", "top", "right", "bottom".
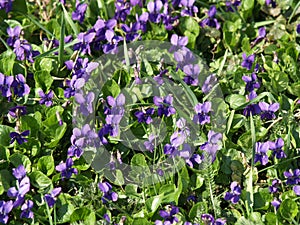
{"left": 62, "top": 4, "right": 79, "bottom": 35}
{"left": 288, "top": 1, "right": 300, "bottom": 24}
{"left": 34, "top": 39, "right": 78, "bottom": 59}
{"left": 25, "top": 14, "right": 54, "bottom": 38}
{"left": 59, "top": 14, "right": 65, "bottom": 67}
{"left": 226, "top": 110, "right": 235, "bottom": 135}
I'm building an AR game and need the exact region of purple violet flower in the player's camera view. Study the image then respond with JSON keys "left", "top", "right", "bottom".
{"left": 121, "top": 23, "right": 141, "bottom": 42}
{"left": 179, "top": 0, "right": 198, "bottom": 17}
{"left": 8, "top": 106, "right": 27, "bottom": 118}
{"left": 254, "top": 142, "right": 269, "bottom": 165}
{"left": 147, "top": 0, "right": 163, "bottom": 23}
{"left": 20, "top": 200, "right": 34, "bottom": 219}
{"left": 268, "top": 138, "right": 286, "bottom": 159}
{"left": 39, "top": 90, "right": 54, "bottom": 107}
{"left": 74, "top": 32, "right": 96, "bottom": 55}
{"left": 114, "top": 0, "right": 131, "bottom": 21}
{"left": 0, "top": 200, "right": 13, "bottom": 224}
{"left": 12, "top": 165, "right": 26, "bottom": 181}
{"left": 153, "top": 94, "right": 176, "bottom": 117}
{"left": 98, "top": 181, "right": 118, "bottom": 203}
{"left": 252, "top": 27, "right": 266, "bottom": 46}
{"left": 44, "top": 187, "right": 61, "bottom": 208}
{"left": 144, "top": 134, "right": 157, "bottom": 152}
{"left": 202, "top": 74, "right": 217, "bottom": 94}
{"left": 102, "top": 30, "right": 123, "bottom": 54}
{"left": 284, "top": 169, "right": 300, "bottom": 185}
{"left": 193, "top": 102, "right": 211, "bottom": 125}
{"left": 0, "top": 0, "right": 13, "bottom": 13}
{"left": 75, "top": 91, "right": 95, "bottom": 116}
{"left": 225, "top": 0, "right": 241, "bottom": 12}
{"left": 201, "top": 214, "right": 215, "bottom": 224}
{"left": 10, "top": 130, "right": 30, "bottom": 145}
{"left": 200, "top": 130, "right": 222, "bottom": 162}
{"left": 241, "top": 53, "right": 255, "bottom": 70}
{"left": 271, "top": 198, "right": 281, "bottom": 210}
{"left": 266, "top": 0, "right": 276, "bottom": 8}
{"left": 183, "top": 64, "right": 200, "bottom": 86}
{"left": 293, "top": 185, "right": 300, "bottom": 196}
{"left": 259, "top": 102, "right": 280, "bottom": 120}
{"left": 269, "top": 178, "right": 280, "bottom": 193}
{"left": 243, "top": 91, "right": 261, "bottom": 117}
{"left": 55, "top": 158, "right": 78, "bottom": 180}
{"left": 135, "top": 108, "right": 155, "bottom": 124}
{"left": 0, "top": 73, "right": 14, "bottom": 97}
{"left": 7, "top": 26, "right": 21, "bottom": 46}
{"left": 200, "top": 6, "right": 220, "bottom": 30}
{"left": 11, "top": 74, "right": 30, "bottom": 97}
{"left": 224, "top": 181, "right": 241, "bottom": 204}
{"left": 242, "top": 73, "right": 260, "bottom": 92}
{"left": 72, "top": 0, "right": 87, "bottom": 24}
{"left": 64, "top": 76, "right": 85, "bottom": 98}
{"left": 169, "top": 34, "right": 188, "bottom": 52}
{"left": 297, "top": 24, "right": 300, "bottom": 34}
{"left": 155, "top": 205, "right": 179, "bottom": 225}
{"left": 7, "top": 176, "right": 30, "bottom": 208}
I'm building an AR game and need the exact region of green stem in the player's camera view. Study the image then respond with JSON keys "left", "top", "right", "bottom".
{"left": 45, "top": 201, "right": 54, "bottom": 225}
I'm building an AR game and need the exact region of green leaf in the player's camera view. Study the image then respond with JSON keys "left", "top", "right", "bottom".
{"left": 269, "top": 71, "right": 289, "bottom": 93}
{"left": 9, "top": 153, "right": 31, "bottom": 172}
{"left": 37, "top": 156, "right": 55, "bottom": 176}
{"left": 253, "top": 188, "right": 272, "bottom": 210}
{"left": 0, "top": 50, "right": 15, "bottom": 75}
{"left": 102, "top": 79, "right": 121, "bottom": 98}
{"left": 29, "top": 171, "right": 52, "bottom": 189}
{"left": 179, "top": 17, "right": 200, "bottom": 49}
{"left": 226, "top": 94, "right": 246, "bottom": 109}
{"left": 131, "top": 153, "right": 148, "bottom": 167}
{"left": 265, "top": 212, "right": 277, "bottom": 225}
{"left": 0, "top": 125, "right": 14, "bottom": 147}
{"left": 20, "top": 116, "right": 40, "bottom": 138}
{"left": 125, "top": 184, "right": 139, "bottom": 198}
{"left": 70, "top": 208, "right": 96, "bottom": 225}
{"left": 56, "top": 193, "right": 75, "bottom": 224}
{"left": 0, "top": 146, "right": 9, "bottom": 170}
{"left": 11, "top": 0, "right": 27, "bottom": 13}
{"left": 159, "top": 184, "right": 177, "bottom": 203}
{"left": 145, "top": 194, "right": 163, "bottom": 216}
{"left": 34, "top": 70, "right": 54, "bottom": 91}
{"left": 132, "top": 218, "right": 151, "bottom": 225}
{"left": 108, "top": 169, "right": 124, "bottom": 186}
{"left": 188, "top": 202, "right": 207, "bottom": 218}
{"left": 0, "top": 170, "right": 14, "bottom": 194}
{"left": 279, "top": 199, "right": 298, "bottom": 220}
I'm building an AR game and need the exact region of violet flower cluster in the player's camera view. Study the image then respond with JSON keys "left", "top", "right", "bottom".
{"left": 98, "top": 181, "right": 118, "bottom": 203}
{"left": 242, "top": 62, "right": 280, "bottom": 120}
{"left": 6, "top": 26, "right": 39, "bottom": 62}
{"left": 224, "top": 181, "right": 241, "bottom": 204}
{"left": 44, "top": 187, "right": 62, "bottom": 208}
{"left": 55, "top": 157, "right": 78, "bottom": 180}
{"left": 98, "top": 93, "right": 126, "bottom": 144}
{"left": 200, "top": 6, "right": 220, "bottom": 30}
{"left": 286, "top": 170, "right": 300, "bottom": 197}
{"left": 169, "top": 34, "right": 200, "bottom": 86}
{"left": 254, "top": 138, "right": 286, "bottom": 165}
{"left": 68, "top": 124, "right": 98, "bottom": 158}
{"left": 0, "top": 73, "right": 30, "bottom": 99}
{"left": 4, "top": 165, "right": 34, "bottom": 222}
{"left": 0, "top": 0, "right": 13, "bottom": 13}
{"left": 155, "top": 205, "right": 179, "bottom": 225}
